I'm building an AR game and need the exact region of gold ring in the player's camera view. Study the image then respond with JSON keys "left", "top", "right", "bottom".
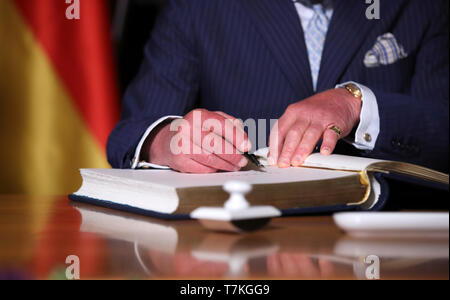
{"left": 328, "top": 125, "right": 342, "bottom": 139}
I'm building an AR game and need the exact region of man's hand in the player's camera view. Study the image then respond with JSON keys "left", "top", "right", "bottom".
{"left": 268, "top": 88, "right": 362, "bottom": 167}
{"left": 146, "top": 109, "right": 251, "bottom": 173}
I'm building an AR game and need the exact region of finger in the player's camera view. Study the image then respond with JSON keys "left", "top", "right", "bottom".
{"left": 318, "top": 259, "right": 334, "bottom": 278}
{"left": 171, "top": 157, "right": 217, "bottom": 174}
{"left": 214, "top": 111, "right": 244, "bottom": 130}
{"left": 217, "top": 152, "right": 248, "bottom": 168}
{"left": 203, "top": 111, "right": 251, "bottom": 153}
{"left": 292, "top": 255, "right": 320, "bottom": 278}
{"left": 191, "top": 143, "right": 239, "bottom": 172}
{"left": 268, "top": 113, "right": 298, "bottom": 166}
{"left": 214, "top": 112, "right": 246, "bottom": 143}
{"left": 320, "top": 127, "right": 340, "bottom": 155}
{"left": 291, "top": 125, "right": 323, "bottom": 166}
{"left": 267, "top": 254, "right": 282, "bottom": 277}
{"left": 191, "top": 262, "right": 229, "bottom": 277}
{"left": 279, "top": 253, "right": 301, "bottom": 276}
{"left": 277, "top": 122, "right": 308, "bottom": 168}
{"left": 191, "top": 154, "right": 238, "bottom": 172}
{"left": 196, "top": 132, "right": 247, "bottom": 167}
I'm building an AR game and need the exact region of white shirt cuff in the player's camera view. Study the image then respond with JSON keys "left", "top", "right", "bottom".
{"left": 131, "top": 115, "right": 182, "bottom": 169}
{"left": 336, "top": 81, "right": 380, "bottom": 151}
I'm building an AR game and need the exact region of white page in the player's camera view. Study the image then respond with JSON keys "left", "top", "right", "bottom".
{"left": 81, "top": 166, "right": 356, "bottom": 189}
{"left": 303, "top": 153, "right": 383, "bottom": 171}
{"left": 254, "top": 148, "right": 383, "bottom": 171}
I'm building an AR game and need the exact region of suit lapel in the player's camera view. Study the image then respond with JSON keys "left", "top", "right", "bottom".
{"left": 240, "top": 0, "right": 314, "bottom": 99}
{"left": 316, "top": 0, "right": 374, "bottom": 92}
{"left": 316, "top": 0, "right": 406, "bottom": 92}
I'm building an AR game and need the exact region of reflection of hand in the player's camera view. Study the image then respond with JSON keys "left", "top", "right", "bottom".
{"left": 267, "top": 253, "right": 334, "bottom": 278}
{"left": 268, "top": 88, "right": 361, "bottom": 167}
{"left": 149, "top": 251, "right": 229, "bottom": 277}
{"left": 173, "top": 253, "right": 229, "bottom": 277}
{"left": 147, "top": 109, "right": 251, "bottom": 173}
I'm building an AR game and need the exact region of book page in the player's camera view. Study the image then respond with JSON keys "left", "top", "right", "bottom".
{"left": 81, "top": 166, "right": 357, "bottom": 189}
{"left": 303, "top": 153, "right": 384, "bottom": 171}
{"left": 254, "top": 148, "right": 383, "bottom": 171}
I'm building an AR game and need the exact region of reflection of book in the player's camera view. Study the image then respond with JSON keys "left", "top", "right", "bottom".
{"left": 333, "top": 236, "right": 449, "bottom": 259}
{"left": 72, "top": 202, "right": 211, "bottom": 277}
{"left": 70, "top": 150, "right": 448, "bottom": 218}
{"left": 73, "top": 203, "right": 205, "bottom": 254}
{"left": 75, "top": 203, "right": 178, "bottom": 254}
{"left": 309, "top": 235, "right": 449, "bottom": 280}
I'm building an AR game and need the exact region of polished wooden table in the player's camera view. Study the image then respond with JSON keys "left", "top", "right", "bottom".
{"left": 0, "top": 195, "right": 448, "bottom": 280}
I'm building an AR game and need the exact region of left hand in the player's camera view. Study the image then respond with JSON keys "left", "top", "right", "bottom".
{"left": 268, "top": 88, "right": 362, "bottom": 167}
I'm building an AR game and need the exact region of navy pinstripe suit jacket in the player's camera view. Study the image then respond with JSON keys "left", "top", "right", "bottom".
{"left": 107, "top": 0, "right": 449, "bottom": 173}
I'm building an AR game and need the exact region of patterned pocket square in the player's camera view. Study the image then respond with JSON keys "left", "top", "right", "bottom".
{"left": 364, "top": 33, "right": 408, "bottom": 68}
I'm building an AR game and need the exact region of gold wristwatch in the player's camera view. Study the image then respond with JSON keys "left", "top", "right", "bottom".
{"left": 342, "top": 83, "right": 363, "bottom": 102}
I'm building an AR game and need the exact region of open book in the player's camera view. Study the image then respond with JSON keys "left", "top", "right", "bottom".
{"left": 69, "top": 149, "right": 449, "bottom": 219}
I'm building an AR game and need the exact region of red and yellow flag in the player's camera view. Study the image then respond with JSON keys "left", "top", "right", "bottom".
{"left": 0, "top": 0, "right": 119, "bottom": 195}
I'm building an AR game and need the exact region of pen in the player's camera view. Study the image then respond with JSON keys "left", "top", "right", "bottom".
{"left": 244, "top": 152, "right": 263, "bottom": 168}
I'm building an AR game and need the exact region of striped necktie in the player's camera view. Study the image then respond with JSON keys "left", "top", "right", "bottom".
{"left": 304, "top": 3, "right": 330, "bottom": 91}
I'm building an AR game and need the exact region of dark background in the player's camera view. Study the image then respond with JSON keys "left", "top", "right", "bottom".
{"left": 110, "top": 0, "right": 166, "bottom": 96}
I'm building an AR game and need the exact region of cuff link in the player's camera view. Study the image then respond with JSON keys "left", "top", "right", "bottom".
{"left": 132, "top": 158, "right": 152, "bottom": 169}
{"left": 363, "top": 133, "right": 372, "bottom": 142}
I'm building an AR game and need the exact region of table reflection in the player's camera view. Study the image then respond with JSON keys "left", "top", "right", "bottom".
{"left": 0, "top": 195, "right": 447, "bottom": 280}
{"left": 73, "top": 202, "right": 449, "bottom": 279}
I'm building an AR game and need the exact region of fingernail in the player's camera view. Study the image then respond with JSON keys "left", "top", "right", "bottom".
{"left": 267, "top": 157, "right": 276, "bottom": 166}
{"left": 321, "top": 147, "right": 331, "bottom": 155}
{"left": 238, "top": 157, "right": 248, "bottom": 167}
{"left": 291, "top": 156, "right": 303, "bottom": 167}
{"left": 278, "top": 158, "right": 290, "bottom": 168}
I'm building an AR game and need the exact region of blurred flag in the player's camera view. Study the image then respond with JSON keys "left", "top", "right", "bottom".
{"left": 0, "top": 0, "right": 119, "bottom": 195}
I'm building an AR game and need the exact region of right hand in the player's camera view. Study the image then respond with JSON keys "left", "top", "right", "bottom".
{"left": 146, "top": 109, "right": 251, "bottom": 173}
{"left": 267, "top": 253, "right": 334, "bottom": 278}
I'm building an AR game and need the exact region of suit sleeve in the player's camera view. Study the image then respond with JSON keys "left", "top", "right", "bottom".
{"left": 362, "top": 2, "right": 449, "bottom": 172}
{"left": 107, "top": 0, "right": 199, "bottom": 168}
